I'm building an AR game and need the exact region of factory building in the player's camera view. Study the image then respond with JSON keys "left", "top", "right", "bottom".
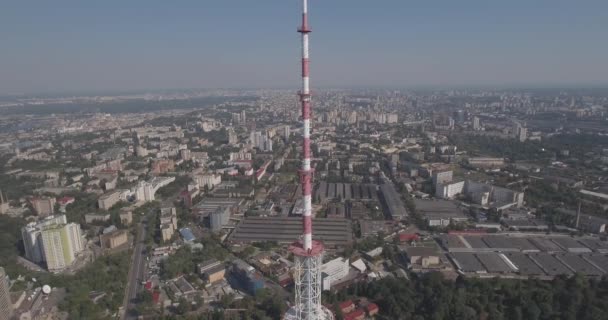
{"left": 320, "top": 257, "right": 350, "bottom": 291}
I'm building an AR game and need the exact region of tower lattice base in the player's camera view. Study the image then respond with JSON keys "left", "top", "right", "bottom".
{"left": 284, "top": 240, "right": 334, "bottom": 320}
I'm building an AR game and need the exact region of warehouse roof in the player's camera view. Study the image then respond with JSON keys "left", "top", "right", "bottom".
{"left": 230, "top": 217, "right": 352, "bottom": 246}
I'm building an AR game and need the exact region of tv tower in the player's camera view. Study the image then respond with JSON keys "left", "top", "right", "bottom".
{"left": 284, "top": 1, "right": 334, "bottom": 320}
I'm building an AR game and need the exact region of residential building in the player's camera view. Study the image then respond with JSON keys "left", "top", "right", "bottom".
{"left": 227, "top": 128, "right": 238, "bottom": 145}
{"left": 21, "top": 215, "right": 68, "bottom": 264}
{"left": 473, "top": 116, "right": 481, "bottom": 130}
{"left": 250, "top": 131, "right": 273, "bottom": 152}
{"left": 40, "top": 222, "right": 84, "bottom": 271}
{"left": 0, "top": 267, "right": 14, "bottom": 320}
{"left": 100, "top": 229, "right": 128, "bottom": 249}
{"left": 338, "top": 300, "right": 355, "bottom": 314}
{"left": 151, "top": 159, "right": 175, "bottom": 174}
{"left": 161, "top": 224, "right": 174, "bottom": 242}
{"left": 160, "top": 206, "right": 177, "bottom": 242}
{"left": 119, "top": 209, "right": 133, "bottom": 226}
{"left": 85, "top": 213, "right": 111, "bottom": 224}
{"left": 0, "top": 190, "right": 10, "bottom": 214}
{"left": 30, "top": 197, "right": 56, "bottom": 216}
{"left": 98, "top": 190, "right": 121, "bottom": 210}
{"left": 467, "top": 157, "right": 505, "bottom": 168}
{"left": 195, "top": 173, "right": 222, "bottom": 190}
{"left": 180, "top": 149, "right": 191, "bottom": 161}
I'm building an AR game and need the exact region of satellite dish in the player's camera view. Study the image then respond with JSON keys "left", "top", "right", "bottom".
{"left": 42, "top": 285, "right": 51, "bottom": 294}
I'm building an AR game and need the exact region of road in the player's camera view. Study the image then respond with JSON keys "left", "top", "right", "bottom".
{"left": 121, "top": 216, "right": 148, "bottom": 320}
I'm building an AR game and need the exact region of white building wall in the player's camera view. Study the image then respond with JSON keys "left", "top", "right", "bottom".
{"left": 320, "top": 257, "right": 349, "bottom": 289}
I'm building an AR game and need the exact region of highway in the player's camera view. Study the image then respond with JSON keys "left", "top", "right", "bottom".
{"left": 121, "top": 216, "right": 148, "bottom": 320}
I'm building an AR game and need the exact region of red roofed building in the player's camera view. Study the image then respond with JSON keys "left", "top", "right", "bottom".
{"left": 339, "top": 300, "right": 355, "bottom": 314}
{"left": 344, "top": 309, "right": 365, "bottom": 320}
{"left": 152, "top": 290, "right": 161, "bottom": 304}
{"left": 57, "top": 196, "right": 75, "bottom": 206}
{"left": 366, "top": 303, "right": 379, "bottom": 316}
{"left": 399, "top": 233, "right": 420, "bottom": 243}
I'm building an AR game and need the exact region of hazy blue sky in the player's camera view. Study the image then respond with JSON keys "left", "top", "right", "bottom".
{"left": 1, "top": 0, "right": 608, "bottom": 94}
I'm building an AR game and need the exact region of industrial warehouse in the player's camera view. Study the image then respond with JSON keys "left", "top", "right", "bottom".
{"left": 229, "top": 217, "right": 353, "bottom": 248}
{"left": 314, "top": 182, "right": 379, "bottom": 203}
{"left": 440, "top": 234, "right": 608, "bottom": 278}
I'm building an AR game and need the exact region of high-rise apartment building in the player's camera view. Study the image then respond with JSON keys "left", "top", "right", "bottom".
{"left": 227, "top": 128, "right": 238, "bottom": 145}
{"left": 473, "top": 116, "right": 481, "bottom": 130}
{"left": 21, "top": 215, "right": 83, "bottom": 271}
{"left": 22, "top": 215, "right": 68, "bottom": 264}
{"left": 42, "top": 222, "right": 83, "bottom": 272}
{"left": 0, "top": 267, "right": 13, "bottom": 320}
{"left": 0, "top": 190, "right": 9, "bottom": 215}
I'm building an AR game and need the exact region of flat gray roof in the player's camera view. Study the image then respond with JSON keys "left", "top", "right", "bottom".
{"left": 315, "top": 182, "right": 379, "bottom": 202}
{"left": 552, "top": 237, "right": 590, "bottom": 251}
{"left": 476, "top": 253, "right": 513, "bottom": 273}
{"left": 414, "top": 199, "right": 461, "bottom": 214}
{"left": 529, "top": 253, "right": 573, "bottom": 276}
{"left": 463, "top": 236, "right": 489, "bottom": 249}
{"left": 582, "top": 254, "right": 608, "bottom": 273}
{"left": 482, "top": 236, "right": 539, "bottom": 252}
{"left": 578, "top": 239, "right": 608, "bottom": 253}
{"left": 555, "top": 253, "right": 604, "bottom": 276}
{"left": 504, "top": 253, "right": 545, "bottom": 276}
{"left": 230, "top": 217, "right": 352, "bottom": 247}
{"left": 451, "top": 252, "right": 486, "bottom": 273}
{"left": 379, "top": 183, "right": 408, "bottom": 220}
{"left": 438, "top": 234, "right": 468, "bottom": 250}
{"left": 529, "top": 238, "right": 564, "bottom": 253}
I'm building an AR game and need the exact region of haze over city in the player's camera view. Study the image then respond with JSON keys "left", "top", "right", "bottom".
{"left": 2, "top": 0, "right": 608, "bottom": 94}
{"left": 2, "top": 1, "right": 608, "bottom": 320}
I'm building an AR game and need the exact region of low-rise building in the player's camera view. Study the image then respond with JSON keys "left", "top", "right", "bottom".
{"left": 338, "top": 300, "right": 355, "bottom": 314}
{"left": 159, "top": 206, "right": 178, "bottom": 242}
{"left": 151, "top": 159, "right": 175, "bottom": 174}
{"left": 100, "top": 229, "right": 129, "bottom": 249}
{"left": 85, "top": 213, "right": 111, "bottom": 224}
{"left": 30, "top": 197, "right": 56, "bottom": 216}
{"left": 405, "top": 247, "right": 441, "bottom": 268}
{"left": 119, "top": 209, "right": 133, "bottom": 226}
{"left": 467, "top": 157, "right": 505, "bottom": 168}
{"left": 320, "top": 257, "right": 350, "bottom": 291}
{"left": 98, "top": 190, "right": 121, "bottom": 210}
{"left": 414, "top": 199, "right": 469, "bottom": 227}
{"left": 198, "top": 259, "right": 226, "bottom": 285}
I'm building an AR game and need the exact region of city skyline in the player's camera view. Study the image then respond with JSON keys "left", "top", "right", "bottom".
{"left": 2, "top": 0, "right": 608, "bottom": 95}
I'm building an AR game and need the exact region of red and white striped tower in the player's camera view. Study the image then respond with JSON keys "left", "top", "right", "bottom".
{"left": 285, "top": 1, "right": 333, "bottom": 320}
{"left": 299, "top": 0, "right": 313, "bottom": 251}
